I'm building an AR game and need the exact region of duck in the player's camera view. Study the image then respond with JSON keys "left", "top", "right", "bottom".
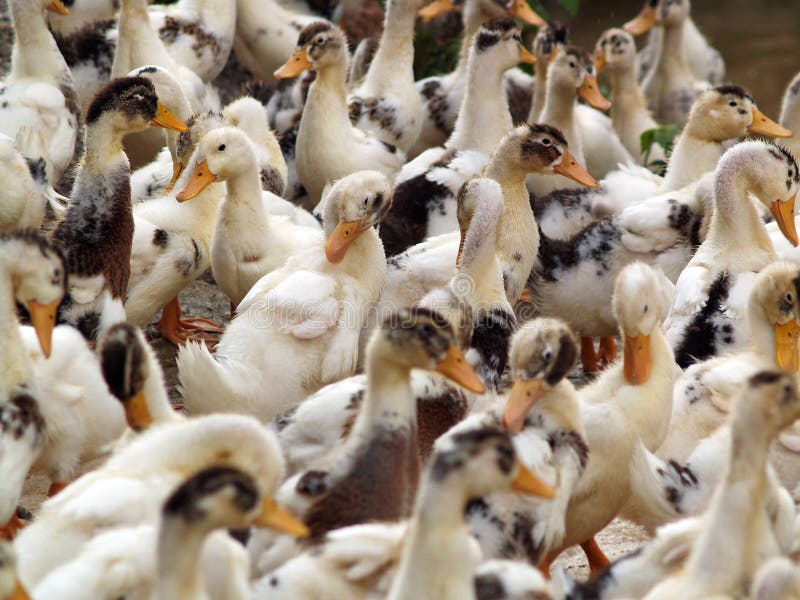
{"left": 594, "top": 28, "right": 666, "bottom": 166}
{"left": 248, "top": 306, "right": 486, "bottom": 574}
{"left": 779, "top": 70, "right": 800, "bottom": 161}
{"left": 628, "top": 0, "right": 725, "bottom": 86}
{"left": 643, "top": 371, "right": 800, "bottom": 600}
{"left": 346, "top": 0, "right": 424, "bottom": 154}
{"left": 545, "top": 262, "right": 678, "bottom": 574}
{"left": 410, "top": 0, "right": 543, "bottom": 157}
{"left": 14, "top": 412, "right": 291, "bottom": 588}
{"left": 177, "top": 171, "right": 392, "bottom": 420}
{"left": 378, "top": 17, "right": 535, "bottom": 257}
{"left": 0, "top": 542, "right": 28, "bottom": 600}
{"left": 252, "top": 426, "right": 554, "bottom": 599}
{"left": 52, "top": 76, "right": 188, "bottom": 342}
{"left": 31, "top": 465, "right": 308, "bottom": 600}
{"left": 625, "top": 0, "right": 710, "bottom": 127}
{"left": 526, "top": 46, "right": 614, "bottom": 200}
{"left": 274, "top": 22, "right": 405, "bottom": 206}
{"left": 664, "top": 141, "right": 800, "bottom": 368}
{"left": 527, "top": 21, "right": 568, "bottom": 124}
{"left": 0, "top": 0, "right": 80, "bottom": 191}
{"left": 175, "top": 126, "right": 323, "bottom": 310}
{"left": 380, "top": 123, "right": 597, "bottom": 321}
{"left": 442, "top": 318, "right": 587, "bottom": 567}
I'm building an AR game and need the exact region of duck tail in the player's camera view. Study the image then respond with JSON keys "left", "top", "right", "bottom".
{"left": 176, "top": 342, "right": 239, "bottom": 416}
{"left": 626, "top": 440, "right": 688, "bottom": 530}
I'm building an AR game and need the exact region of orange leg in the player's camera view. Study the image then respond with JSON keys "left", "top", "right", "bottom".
{"left": 0, "top": 512, "right": 26, "bottom": 541}
{"left": 581, "top": 336, "right": 599, "bottom": 374}
{"left": 47, "top": 481, "right": 68, "bottom": 497}
{"left": 538, "top": 551, "right": 556, "bottom": 580}
{"left": 158, "top": 297, "right": 223, "bottom": 347}
{"left": 518, "top": 287, "right": 533, "bottom": 303}
{"left": 581, "top": 537, "right": 611, "bottom": 575}
{"left": 172, "top": 403, "right": 185, "bottom": 411}
{"left": 597, "top": 336, "right": 618, "bottom": 368}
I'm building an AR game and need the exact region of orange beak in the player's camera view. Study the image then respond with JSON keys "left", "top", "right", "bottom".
{"left": 325, "top": 220, "right": 366, "bottom": 263}
{"left": 435, "top": 344, "right": 486, "bottom": 393}
{"left": 254, "top": 497, "right": 310, "bottom": 537}
{"left": 418, "top": 0, "right": 456, "bottom": 22}
{"left": 512, "top": 460, "right": 555, "bottom": 498}
{"left": 9, "top": 579, "right": 30, "bottom": 600}
{"left": 519, "top": 44, "right": 537, "bottom": 66}
{"left": 770, "top": 194, "right": 798, "bottom": 247}
{"left": 578, "top": 75, "right": 611, "bottom": 111}
{"left": 150, "top": 101, "right": 188, "bottom": 132}
{"left": 46, "top": 0, "right": 69, "bottom": 15}
{"left": 554, "top": 148, "right": 599, "bottom": 188}
{"left": 507, "top": 0, "right": 545, "bottom": 27}
{"left": 624, "top": 333, "right": 651, "bottom": 385}
{"left": 124, "top": 389, "right": 153, "bottom": 432}
{"left": 275, "top": 49, "right": 313, "bottom": 79}
{"left": 747, "top": 107, "right": 792, "bottom": 138}
{"left": 27, "top": 299, "right": 59, "bottom": 358}
{"left": 775, "top": 320, "right": 800, "bottom": 373}
{"left": 502, "top": 378, "right": 544, "bottom": 434}
{"left": 176, "top": 160, "right": 217, "bottom": 202}
{"left": 593, "top": 49, "right": 607, "bottom": 73}
{"left": 164, "top": 161, "right": 184, "bottom": 195}
{"left": 624, "top": 5, "right": 657, "bottom": 36}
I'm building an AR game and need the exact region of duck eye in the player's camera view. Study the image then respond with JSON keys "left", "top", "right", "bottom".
{"left": 218, "top": 144, "right": 226, "bottom": 151}
{"left": 644, "top": 304, "right": 649, "bottom": 313}
{"left": 316, "top": 36, "right": 326, "bottom": 45}
{"left": 363, "top": 196, "right": 369, "bottom": 206}
{"left": 543, "top": 349, "right": 553, "bottom": 361}
{"left": 569, "top": 61, "right": 576, "bottom": 68}
{"left": 729, "top": 101, "right": 737, "bottom": 107}
{"left": 787, "top": 293, "right": 794, "bottom": 304}
{"left": 542, "top": 138, "right": 551, "bottom": 145}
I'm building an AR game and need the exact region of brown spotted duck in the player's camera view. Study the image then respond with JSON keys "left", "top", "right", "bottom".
{"left": 379, "top": 17, "right": 535, "bottom": 258}
{"left": 53, "top": 76, "right": 187, "bottom": 341}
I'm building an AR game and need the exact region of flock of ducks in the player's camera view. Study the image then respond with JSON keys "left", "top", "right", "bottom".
{"left": 2, "top": 0, "right": 800, "bottom": 598}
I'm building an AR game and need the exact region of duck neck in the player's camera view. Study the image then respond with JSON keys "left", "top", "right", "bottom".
{"left": 144, "top": 349, "right": 183, "bottom": 424}
{"left": 81, "top": 120, "right": 129, "bottom": 176}
{"left": 112, "top": 0, "right": 175, "bottom": 77}
{"left": 660, "top": 129, "right": 724, "bottom": 191}
{"left": 0, "top": 262, "right": 30, "bottom": 386}
{"left": 303, "top": 61, "right": 353, "bottom": 145}
{"left": 609, "top": 64, "right": 649, "bottom": 125}
{"left": 540, "top": 80, "right": 582, "bottom": 161}
{"left": 446, "top": 52, "right": 513, "bottom": 153}
{"left": 661, "top": 19, "right": 686, "bottom": 71}
{"left": 9, "top": 0, "right": 70, "bottom": 83}
{"left": 157, "top": 516, "right": 210, "bottom": 600}
{"left": 354, "top": 344, "right": 416, "bottom": 435}
{"left": 529, "top": 61, "right": 550, "bottom": 121}
{"left": 363, "top": 0, "right": 418, "bottom": 91}
{"left": 453, "top": 4, "right": 486, "bottom": 80}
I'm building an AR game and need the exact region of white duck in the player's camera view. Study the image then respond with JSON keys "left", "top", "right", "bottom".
{"left": 0, "top": 0, "right": 79, "bottom": 190}
{"left": 665, "top": 141, "right": 800, "bottom": 368}
{"left": 274, "top": 22, "right": 404, "bottom": 206}
{"left": 177, "top": 171, "right": 392, "bottom": 420}
{"left": 644, "top": 371, "right": 800, "bottom": 600}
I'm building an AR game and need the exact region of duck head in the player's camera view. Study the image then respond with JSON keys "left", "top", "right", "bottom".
{"left": 419, "top": 0, "right": 543, "bottom": 27}
{"left": 612, "top": 262, "right": 672, "bottom": 385}
{"left": 502, "top": 318, "right": 578, "bottom": 433}
{"left": 417, "top": 287, "right": 475, "bottom": 352}
{"left": 322, "top": 171, "right": 393, "bottom": 264}
{"left": 532, "top": 21, "right": 569, "bottom": 63}
{"left": 593, "top": 28, "right": 637, "bottom": 74}
{"left": 547, "top": 46, "right": 611, "bottom": 112}
{"left": 736, "top": 371, "right": 800, "bottom": 440}
{"left": 275, "top": 21, "right": 347, "bottom": 79}
{"left": 471, "top": 18, "right": 536, "bottom": 68}
{"left": 748, "top": 261, "right": 800, "bottom": 373}
{"left": 624, "top": 0, "right": 689, "bottom": 36}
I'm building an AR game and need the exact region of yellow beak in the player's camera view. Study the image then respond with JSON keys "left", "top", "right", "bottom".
{"left": 775, "top": 320, "right": 800, "bottom": 373}
{"left": 770, "top": 195, "right": 798, "bottom": 248}
{"left": 27, "top": 299, "right": 59, "bottom": 358}
{"left": 624, "top": 5, "right": 657, "bottom": 36}
{"left": 578, "top": 75, "right": 611, "bottom": 111}
{"left": 45, "top": 0, "right": 69, "bottom": 15}
{"left": 176, "top": 160, "right": 217, "bottom": 202}
{"left": 554, "top": 148, "right": 599, "bottom": 188}
{"left": 164, "top": 161, "right": 185, "bottom": 195}
{"left": 275, "top": 49, "right": 313, "bottom": 79}
{"left": 747, "top": 107, "right": 792, "bottom": 138}
{"left": 124, "top": 389, "right": 153, "bottom": 432}
{"left": 593, "top": 49, "right": 607, "bottom": 73}
{"left": 519, "top": 44, "right": 537, "bottom": 66}
{"left": 502, "top": 378, "right": 544, "bottom": 434}
{"left": 418, "top": 0, "right": 456, "bottom": 22}
{"left": 9, "top": 579, "right": 30, "bottom": 600}
{"left": 507, "top": 0, "right": 544, "bottom": 27}
{"left": 325, "top": 220, "right": 366, "bottom": 263}
{"left": 435, "top": 344, "right": 486, "bottom": 394}
{"left": 512, "top": 460, "right": 555, "bottom": 498}
{"left": 150, "top": 101, "right": 189, "bottom": 132}
{"left": 624, "top": 333, "right": 651, "bottom": 385}
{"left": 254, "top": 497, "right": 310, "bottom": 537}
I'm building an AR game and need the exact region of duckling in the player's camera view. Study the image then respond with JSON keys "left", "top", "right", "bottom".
{"left": 0, "top": 0, "right": 80, "bottom": 190}
{"left": 644, "top": 371, "right": 800, "bottom": 600}
{"left": 14, "top": 412, "right": 290, "bottom": 587}
{"left": 594, "top": 28, "right": 665, "bottom": 165}
{"left": 779, "top": 71, "right": 800, "bottom": 162}
{"left": 378, "top": 17, "right": 535, "bottom": 257}
{"left": 253, "top": 426, "right": 553, "bottom": 599}
{"left": 410, "top": 0, "right": 543, "bottom": 157}
{"left": 53, "top": 76, "right": 187, "bottom": 341}
{"left": 346, "top": 0, "right": 424, "bottom": 154}
{"left": 547, "top": 262, "right": 678, "bottom": 573}
{"left": 177, "top": 171, "right": 392, "bottom": 420}
{"left": 274, "top": 22, "right": 404, "bottom": 206}
{"left": 0, "top": 542, "right": 28, "bottom": 600}
{"left": 175, "top": 126, "right": 323, "bottom": 310}
{"left": 665, "top": 141, "right": 800, "bottom": 368}
{"left": 248, "top": 307, "right": 485, "bottom": 573}
{"left": 626, "top": 0, "right": 709, "bottom": 126}
{"left": 628, "top": 0, "right": 725, "bottom": 86}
